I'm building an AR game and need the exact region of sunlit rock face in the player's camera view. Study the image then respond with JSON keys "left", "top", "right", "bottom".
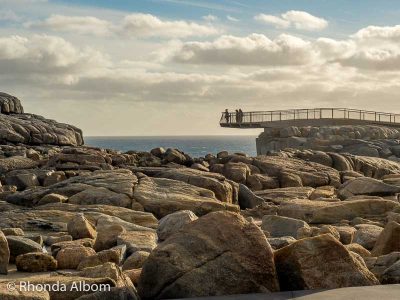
{"left": 0, "top": 92, "right": 83, "bottom": 146}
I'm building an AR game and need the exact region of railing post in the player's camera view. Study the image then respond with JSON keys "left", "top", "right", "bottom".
{"left": 280, "top": 112, "right": 282, "bottom": 121}
{"left": 332, "top": 108, "right": 334, "bottom": 118}
{"left": 250, "top": 112, "right": 252, "bottom": 123}
{"left": 307, "top": 110, "right": 309, "bottom": 119}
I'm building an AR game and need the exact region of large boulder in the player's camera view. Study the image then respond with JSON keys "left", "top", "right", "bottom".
{"left": 274, "top": 234, "right": 379, "bottom": 290}
{"left": 253, "top": 156, "right": 341, "bottom": 188}
{"left": 353, "top": 224, "right": 383, "bottom": 250}
{"left": 261, "top": 215, "right": 310, "bottom": 239}
{"left": 67, "top": 213, "right": 97, "bottom": 240}
{"left": 371, "top": 221, "right": 400, "bottom": 256}
{"left": 338, "top": 177, "right": 400, "bottom": 199}
{"left": 138, "top": 211, "right": 279, "bottom": 299}
{"left": 155, "top": 168, "right": 237, "bottom": 203}
{"left": 56, "top": 245, "right": 96, "bottom": 269}
{"left": 0, "top": 231, "right": 9, "bottom": 274}
{"left": 278, "top": 199, "right": 400, "bottom": 224}
{"left": 6, "top": 169, "right": 137, "bottom": 207}
{"left": 6, "top": 236, "right": 43, "bottom": 262}
{"left": 0, "top": 156, "right": 38, "bottom": 174}
{"left": 133, "top": 176, "right": 239, "bottom": 219}
{"left": 16, "top": 252, "right": 57, "bottom": 272}
{"left": 157, "top": 210, "right": 198, "bottom": 241}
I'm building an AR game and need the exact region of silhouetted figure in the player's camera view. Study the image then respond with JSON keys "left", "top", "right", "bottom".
{"left": 224, "top": 109, "right": 230, "bottom": 123}
{"left": 235, "top": 109, "right": 239, "bottom": 123}
{"left": 239, "top": 109, "right": 243, "bottom": 123}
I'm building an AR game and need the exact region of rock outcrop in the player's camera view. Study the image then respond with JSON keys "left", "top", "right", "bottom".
{"left": 0, "top": 92, "right": 83, "bottom": 146}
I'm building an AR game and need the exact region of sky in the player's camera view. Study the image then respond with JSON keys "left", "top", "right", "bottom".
{"left": 2, "top": 0, "right": 400, "bottom": 136}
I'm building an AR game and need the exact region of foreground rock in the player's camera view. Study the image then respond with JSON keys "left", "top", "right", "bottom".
{"left": 138, "top": 211, "right": 279, "bottom": 299}
{"left": 274, "top": 234, "right": 379, "bottom": 290}
{"left": 16, "top": 252, "right": 57, "bottom": 272}
{"left": 371, "top": 221, "right": 400, "bottom": 256}
{"left": 338, "top": 177, "right": 400, "bottom": 199}
{"left": 0, "top": 231, "right": 9, "bottom": 274}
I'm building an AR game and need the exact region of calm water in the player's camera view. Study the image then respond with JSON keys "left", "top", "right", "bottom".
{"left": 85, "top": 136, "right": 257, "bottom": 157}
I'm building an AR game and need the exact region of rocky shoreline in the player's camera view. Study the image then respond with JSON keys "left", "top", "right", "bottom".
{"left": 0, "top": 93, "right": 400, "bottom": 299}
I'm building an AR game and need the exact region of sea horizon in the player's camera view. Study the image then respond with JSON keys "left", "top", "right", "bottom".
{"left": 85, "top": 135, "right": 258, "bottom": 157}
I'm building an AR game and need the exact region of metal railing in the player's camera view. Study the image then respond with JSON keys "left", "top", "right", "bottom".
{"left": 220, "top": 108, "right": 400, "bottom": 127}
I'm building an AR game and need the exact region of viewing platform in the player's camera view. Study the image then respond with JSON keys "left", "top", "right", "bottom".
{"left": 220, "top": 108, "right": 400, "bottom": 129}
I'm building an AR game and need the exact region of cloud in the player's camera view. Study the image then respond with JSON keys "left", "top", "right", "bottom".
{"left": 255, "top": 10, "right": 328, "bottom": 31}
{"left": 226, "top": 15, "right": 239, "bottom": 22}
{"left": 120, "top": 13, "right": 219, "bottom": 38}
{"left": 28, "top": 13, "right": 220, "bottom": 38}
{"left": 202, "top": 14, "right": 218, "bottom": 22}
{"left": 28, "top": 15, "right": 113, "bottom": 36}
{"left": 166, "top": 33, "right": 317, "bottom": 66}
{"left": 254, "top": 14, "right": 289, "bottom": 28}
{"left": 0, "top": 34, "right": 109, "bottom": 84}
{"left": 353, "top": 25, "right": 400, "bottom": 42}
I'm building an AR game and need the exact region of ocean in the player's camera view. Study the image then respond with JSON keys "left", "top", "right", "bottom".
{"left": 85, "top": 136, "right": 257, "bottom": 158}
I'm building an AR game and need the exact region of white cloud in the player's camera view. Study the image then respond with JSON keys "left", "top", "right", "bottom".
{"left": 255, "top": 10, "right": 328, "bottom": 31}
{"left": 120, "top": 13, "right": 219, "bottom": 38}
{"left": 28, "top": 15, "right": 113, "bottom": 36}
{"left": 202, "top": 14, "right": 218, "bottom": 22}
{"left": 353, "top": 25, "right": 400, "bottom": 42}
{"left": 254, "top": 14, "right": 289, "bottom": 28}
{"left": 226, "top": 15, "right": 239, "bottom": 22}
{"left": 28, "top": 13, "right": 220, "bottom": 38}
{"left": 166, "top": 33, "right": 316, "bottom": 66}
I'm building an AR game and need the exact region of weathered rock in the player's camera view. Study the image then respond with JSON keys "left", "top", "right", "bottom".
{"left": 1, "top": 227, "right": 24, "bottom": 236}
{"left": 117, "top": 231, "right": 157, "bottom": 254}
{"left": 267, "top": 236, "right": 296, "bottom": 250}
{"left": 371, "top": 221, "right": 400, "bottom": 256}
{"left": 253, "top": 156, "right": 341, "bottom": 188}
{"left": 261, "top": 215, "right": 310, "bottom": 239}
{"left": 155, "top": 168, "right": 237, "bottom": 203}
{"left": 78, "top": 247, "right": 125, "bottom": 270}
{"left": 0, "top": 231, "right": 9, "bottom": 274}
{"left": 69, "top": 187, "right": 132, "bottom": 208}
{"left": 0, "top": 107, "right": 83, "bottom": 147}
{"left": 278, "top": 199, "right": 400, "bottom": 224}
{"left": 16, "top": 252, "right": 57, "bottom": 272}
{"left": 353, "top": 224, "right": 383, "bottom": 250}
{"left": 46, "top": 235, "right": 73, "bottom": 246}
{"left": 38, "top": 193, "right": 68, "bottom": 205}
{"left": 238, "top": 184, "right": 264, "bottom": 209}
{"left": 4, "top": 170, "right": 40, "bottom": 190}
{"left": 6, "top": 169, "right": 137, "bottom": 207}
{"left": 274, "top": 234, "right": 379, "bottom": 291}
{"left": 334, "top": 225, "right": 357, "bottom": 245}
{"left": 123, "top": 251, "right": 150, "bottom": 270}
{"left": 164, "top": 148, "right": 186, "bottom": 164}
{"left": 246, "top": 174, "right": 279, "bottom": 191}
{"left": 133, "top": 176, "right": 239, "bottom": 219}
{"left": 157, "top": 210, "right": 198, "bottom": 241}
{"left": 381, "top": 260, "right": 400, "bottom": 284}
{"left": 0, "top": 92, "right": 24, "bottom": 113}
{"left": 56, "top": 245, "right": 96, "bottom": 269}
{"left": 345, "top": 243, "right": 371, "bottom": 258}
{"left": 255, "top": 187, "right": 315, "bottom": 202}
{"left": 6, "top": 236, "right": 43, "bottom": 262}
{"left": 94, "top": 224, "right": 126, "bottom": 252}
{"left": 0, "top": 156, "right": 38, "bottom": 174}
{"left": 338, "top": 177, "right": 400, "bottom": 199}
{"left": 138, "top": 211, "right": 279, "bottom": 299}
{"left": 67, "top": 213, "right": 97, "bottom": 240}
